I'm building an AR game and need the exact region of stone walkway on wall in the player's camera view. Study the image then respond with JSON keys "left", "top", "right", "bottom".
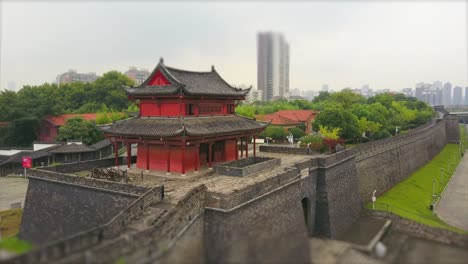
{"left": 0, "top": 177, "right": 28, "bottom": 211}
{"left": 435, "top": 129, "right": 468, "bottom": 231}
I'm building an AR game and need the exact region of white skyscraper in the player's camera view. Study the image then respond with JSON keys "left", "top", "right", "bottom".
{"left": 257, "top": 32, "right": 289, "bottom": 101}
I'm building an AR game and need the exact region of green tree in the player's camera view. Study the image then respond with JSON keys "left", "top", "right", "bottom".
{"left": 330, "top": 89, "right": 366, "bottom": 109}
{"left": 288, "top": 127, "right": 305, "bottom": 139}
{"left": 261, "top": 126, "right": 288, "bottom": 141}
{"left": 357, "top": 117, "right": 382, "bottom": 140}
{"left": 312, "top": 107, "right": 360, "bottom": 140}
{"left": 92, "top": 71, "right": 135, "bottom": 111}
{"left": 312, "top": 91, "right": 331, "bottom": 103}
{"left": 235, "top": 104, "right": 256, "bottom": 118}
{"left": 56, "top": 117, "right": 103, "bottom": 145}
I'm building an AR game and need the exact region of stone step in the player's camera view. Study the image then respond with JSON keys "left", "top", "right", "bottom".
{"left": 124, "top": 202, "right": 173, "bottom": 232}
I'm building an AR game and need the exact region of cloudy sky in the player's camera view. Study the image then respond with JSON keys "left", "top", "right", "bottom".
{"left": 0, "top": 1, "right": 466, "bottom": 92}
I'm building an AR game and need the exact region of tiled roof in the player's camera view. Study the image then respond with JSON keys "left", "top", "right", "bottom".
{"left": 0, "top": 151, "right": 33, "bottom": 165}
{"left": 45, "top": 114, "right": 99, "bottom": 126}
{"left": 124, "top": 59, "right": 250, "bottom": 97}
{"left": 255, "top": 110, "right": 318, "bottom": 125}
{"left": 49, "top": 143, "right": 96, "bottom": 154}
{"left": 99, "top": 115, "right": 267, "bottom": 138}
{"left": 123, "top": 85, "right": 180, "bottom": 96}
{"left": 89, "top": 139, "right": 112, "bottom": 150}
{"left": 29, "top": 144, "right": 63, "bottom": 159}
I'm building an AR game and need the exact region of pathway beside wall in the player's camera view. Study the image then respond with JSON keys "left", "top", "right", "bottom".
{"left": 0, "top": 177, "right": 28, "bottom": 211}
{"left": 435, "top": 143, "right": 468, "bottom": 231}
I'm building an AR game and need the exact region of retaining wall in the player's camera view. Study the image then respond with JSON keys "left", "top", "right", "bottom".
{"left": 352, "top": 118, "right": 450, "bottom": 202}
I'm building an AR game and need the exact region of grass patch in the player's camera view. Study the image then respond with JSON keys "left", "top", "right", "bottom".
{"left": 0, "top": 208, "right": 31, "bottom": 254}
{"left": 0, "top": 237, "right": 32, "bottom": 254}
{"left": 367, "top": 125, "right": 467, "bottom": 233}
{"left": 0, "top": 208, "right": 23, "bottom": 238}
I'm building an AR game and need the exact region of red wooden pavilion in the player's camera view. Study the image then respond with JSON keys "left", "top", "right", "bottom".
{"left": 100, "top": 59, "right": 266, "bottom": 175}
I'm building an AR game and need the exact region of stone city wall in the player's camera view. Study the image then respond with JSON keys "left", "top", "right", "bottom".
{"left": 11, "top": 186, "right": 163, "bottom": 264}
{"left": 445, "top": 115, "right": 461, "bottom": 143}
{"left": 59, "top": 185, "right": 207, "bottom": 264}
{"left": 204, "top": 164, "right": 309, "bottom": 263}
{"left": 314, "top": 153, "right": 362, "bottom": 238}
{"left": 363, "top": 209, "right": 468, "bottom": 249}
{"left": 352, "top": 118, "right": 449, "bottom": 202}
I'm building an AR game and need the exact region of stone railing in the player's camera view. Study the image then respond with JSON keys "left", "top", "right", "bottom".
{"left": 350, "top": 119, "right": 442, "bottom": 160}
{"left": 40, "top": 156, "right": 136, "bottom": 174}
{"left": 214, "top": 157, "right": 281, "bottom": 177}
{"left": 29, "top": 169, "right": 148, "bottom": 196}
{"left": 6, "top": 185, "right": 164, "bottom": 264}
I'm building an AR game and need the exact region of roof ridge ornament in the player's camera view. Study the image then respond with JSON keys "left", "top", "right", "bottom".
{"left": 211, "top": 65, "right": 215, "bottom": 72}
{"left": 159, "top": 57, "right": 164, "bottom": 64}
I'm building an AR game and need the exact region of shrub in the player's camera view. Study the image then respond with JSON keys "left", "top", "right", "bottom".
{"left": 288, "top": 127, "right": 305, "bottom": 139}
{"left": 262, "top": 126, "right": 288, "bottom": 141}
{"left": 299, "top": 135, "right": 327, "bottom": 153}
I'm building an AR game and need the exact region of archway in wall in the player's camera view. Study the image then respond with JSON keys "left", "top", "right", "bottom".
{"left": 301, "top": 197, "right": 312, "bottom": 235}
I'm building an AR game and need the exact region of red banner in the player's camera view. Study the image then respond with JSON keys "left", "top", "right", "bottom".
{"left": 22, "top": 156, "right": 32, "bottom": 169}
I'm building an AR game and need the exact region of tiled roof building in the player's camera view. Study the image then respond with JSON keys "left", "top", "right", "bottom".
{"left": 38, "top": 114, "right": 99, "bottom": 142}
{"left": 100, "top": 59, "right": 266, "bottom": 175}
{"left": 255, "top": 110, "right": 318, "bottom": 134}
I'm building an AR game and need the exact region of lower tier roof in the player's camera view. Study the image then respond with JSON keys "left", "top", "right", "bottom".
{"left": 99, "top": 115, "right": 267, "bottom": 138}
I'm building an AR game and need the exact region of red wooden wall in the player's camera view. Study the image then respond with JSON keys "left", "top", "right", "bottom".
{"left": 225, "top": 139, "right": 237, "bottom": 162}
{"left": 139, "top": 99, "right": 236, "bottom": 117}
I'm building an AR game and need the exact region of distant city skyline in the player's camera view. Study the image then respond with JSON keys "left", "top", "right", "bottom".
{"left": 0, "top": 1, "right": 466, "bottom": 92}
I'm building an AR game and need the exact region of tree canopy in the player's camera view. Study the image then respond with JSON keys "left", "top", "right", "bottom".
{"left": 0, "top": 71, "right": 134, "bottom": 146}
{"left": 236, "top": 90, "right": 434, "bottom": 142}
{"left": 56, "top": 117, "right": 103, "bottom": 145}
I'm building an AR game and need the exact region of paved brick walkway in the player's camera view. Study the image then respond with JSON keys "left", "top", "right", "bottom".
{"left": 435, "top": 137, "right": 468, "bottom": 231}
{"left": 0, "top": 177, "right": 28, "bottom": 211}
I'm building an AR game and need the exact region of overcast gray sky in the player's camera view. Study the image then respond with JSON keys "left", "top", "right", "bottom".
{"left": 0, "top": 1, "right": 466, "bottom": 92}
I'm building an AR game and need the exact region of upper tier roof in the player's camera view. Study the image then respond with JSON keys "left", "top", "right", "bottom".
{"left": 124, "top": 58, "right": 250, "bottom": 97}
{"left": 99, "top": 115, "right": 267, "bottom": 138}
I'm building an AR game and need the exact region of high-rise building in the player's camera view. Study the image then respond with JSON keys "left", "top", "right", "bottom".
{"left": 443, "top": 82, "right": 452, "bottom": 106}
{"left": 124, "top": 67, "right": 150, "bottom": 86}
{"left": 465, "top": 87, "right": 468, "bottom": 106}
{"left": 56, "top": 69, "right": 98, "bottom": 84}
{"left": 453, "top": 86, "right": 463, "bottom": 105}
{"left": 257, "top": 32, "right": 289, "bottom": 101}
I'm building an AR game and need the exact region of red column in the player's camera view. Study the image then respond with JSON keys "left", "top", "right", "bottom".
{"left": 208, "top": 141, "right": 213, "bottom": 168}
{"left": 145, "top": 143, "right": 150, "bottom": 170}
{"left": 245, "top": 137, "right": 249, "bottom": 158}
{"left": 181, "top": 144, "right": 186, "bottom": 175}
{"left": 126, "top": 142, "right": 131, "bottom": 168}
{"left": 253, "top": 135, "right": 256, "bottom": 157}
{"left": 195, "top": 144, "right": 200, "bottom": 172}
{"left": 166, "top": 144, "right": 170, "bottom": 174}
{"left": 240, "top": 138, "right": 243, "bottom": 158}
{"left": 235, "top": 138, "right": 239, "bottom": 160}
{"left": 114, "top": 142, "right": 119, "bottom": 167}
